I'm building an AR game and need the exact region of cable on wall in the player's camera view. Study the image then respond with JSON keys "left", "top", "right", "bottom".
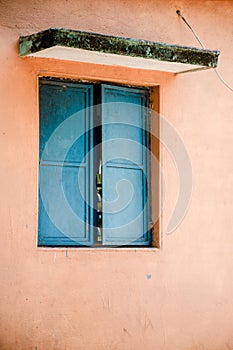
{"left": 176, "top": 10, "right": 233, "bottom": 92}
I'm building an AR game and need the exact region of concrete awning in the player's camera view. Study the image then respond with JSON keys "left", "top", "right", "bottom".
{"left": 19, "top": 28, "right": 220, "bottom": 74}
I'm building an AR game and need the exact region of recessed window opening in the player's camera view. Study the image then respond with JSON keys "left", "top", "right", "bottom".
{"left": 38, "top": 77, "right": 154, "bottom": 248}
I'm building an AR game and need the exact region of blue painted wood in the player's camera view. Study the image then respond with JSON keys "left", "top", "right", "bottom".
{"left": 38, "top": 80, "right": 94, "bottom": 246}
{"left": 101, "top": 84, "right": 151, "bottom": 246}
{"left": 38, "top": 80, "right": 151, "bottom": 247}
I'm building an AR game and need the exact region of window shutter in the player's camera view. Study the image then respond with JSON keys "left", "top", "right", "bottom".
{"left": 101, "top": 84, "right": 151, "bottom": 246}
{"left": 38, "top": 80, "right": 94, "bottom": 246}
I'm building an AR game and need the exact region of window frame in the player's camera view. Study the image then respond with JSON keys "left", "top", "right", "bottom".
{"left": 37, "top": 76, "right": 160, "bottom": 249}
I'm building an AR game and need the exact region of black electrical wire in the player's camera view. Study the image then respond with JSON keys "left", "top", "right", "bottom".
{"left": 176, "top": 10, "right": 233, "bottom": 92}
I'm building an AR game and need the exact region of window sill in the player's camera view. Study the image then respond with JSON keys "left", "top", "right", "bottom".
{"left": 37, "top": 246, "right": 160, "bottom": 252}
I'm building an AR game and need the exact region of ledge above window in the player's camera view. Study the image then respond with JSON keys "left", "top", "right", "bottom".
{"left": 19, "top": 28, "right": 220, "bottom": 74}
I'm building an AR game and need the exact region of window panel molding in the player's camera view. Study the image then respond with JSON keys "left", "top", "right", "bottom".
{"left": 38, "top": 77, "right": 160, "bottom": 248}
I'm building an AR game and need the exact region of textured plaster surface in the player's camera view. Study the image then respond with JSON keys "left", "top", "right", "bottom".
{"left": 0, "top": 1, "right": 233, "bottom": 350}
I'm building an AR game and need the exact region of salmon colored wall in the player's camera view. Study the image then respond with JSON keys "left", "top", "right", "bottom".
{"left": 0, "top": 1, "right": 233, "bottom": 349}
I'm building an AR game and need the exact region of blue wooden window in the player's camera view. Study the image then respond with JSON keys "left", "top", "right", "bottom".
{"left": 102, "top": 84, "right": 151, "bottom": 246}
{"left": 38, "top": 78, "right": 151, "bottom": 247}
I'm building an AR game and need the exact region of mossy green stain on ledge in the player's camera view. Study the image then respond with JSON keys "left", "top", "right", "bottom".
{"left": 19, "top": 28, "right": 220, "bottom": 68}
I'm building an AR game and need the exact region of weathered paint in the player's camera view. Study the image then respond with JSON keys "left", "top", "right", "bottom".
{"left": 0, "top": 1, "right": 233, "bottom": 350}
{"left": 38, "top": 80, "right": 95, "bottom": 247}
{"left": 39, "top": 80, "right": 151, "bottom": 246}
{"left": 101, "top": 84, "right": 151, "bottom": 246}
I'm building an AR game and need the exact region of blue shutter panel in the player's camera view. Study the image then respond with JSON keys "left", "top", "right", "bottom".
{"left": 101, "top": 84, "right": 151, "bottom": 246}
{"left": 38, "top": 80, "right": 94, "bottom": 246}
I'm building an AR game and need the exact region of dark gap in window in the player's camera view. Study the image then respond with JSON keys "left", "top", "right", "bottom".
{"left": 93, "top": 85, "right": 102, "bottom": 245}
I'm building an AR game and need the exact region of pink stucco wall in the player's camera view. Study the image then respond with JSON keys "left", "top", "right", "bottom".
{"left": 0, "top": 1, "right": 233, "bottom": 349}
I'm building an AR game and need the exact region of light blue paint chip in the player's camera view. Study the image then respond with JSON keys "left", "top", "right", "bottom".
{"left": 146, "top": 274, "right": 152, "bottom": 280}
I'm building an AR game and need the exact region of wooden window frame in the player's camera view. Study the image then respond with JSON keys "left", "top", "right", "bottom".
{"left": 38, "top": 76, "right": 160, "bottom": 249}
